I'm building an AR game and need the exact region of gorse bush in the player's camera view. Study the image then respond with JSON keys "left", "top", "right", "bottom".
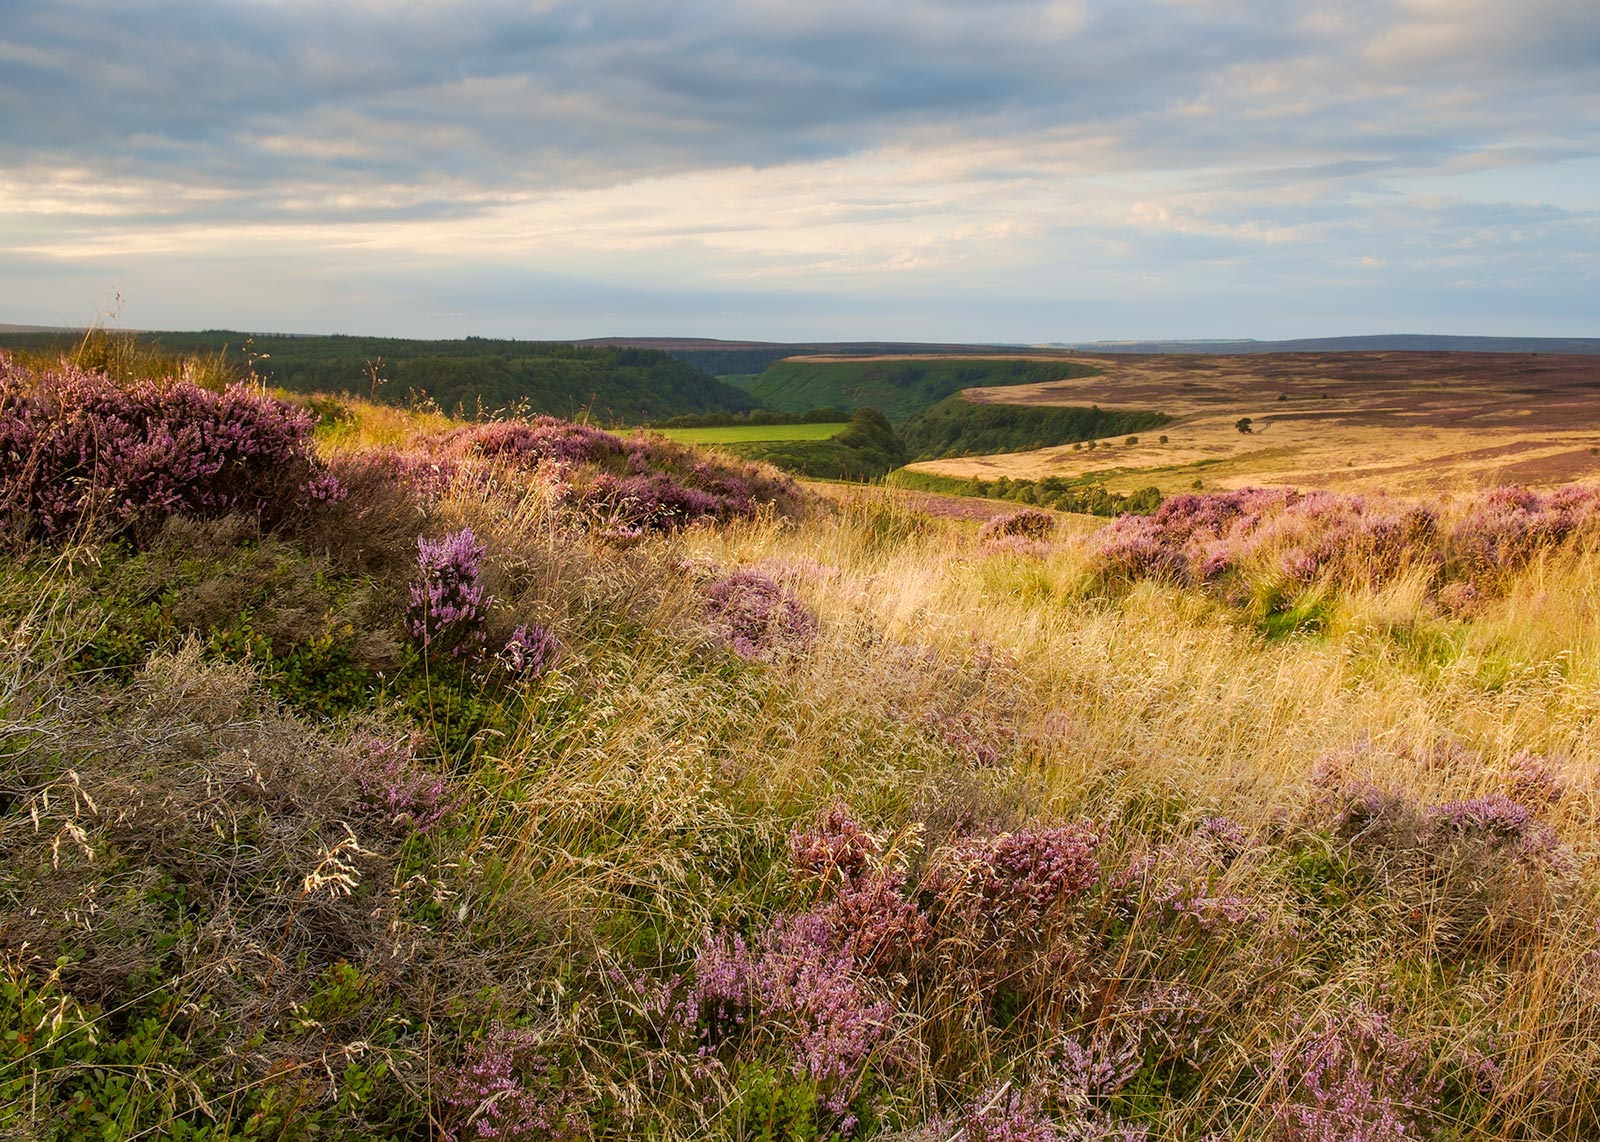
{"left": 0, "top": 359, "right": 339, "bottom": 545}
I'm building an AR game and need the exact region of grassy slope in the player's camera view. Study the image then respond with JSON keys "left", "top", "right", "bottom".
{"left": 740, "top": 357, "right": 1101, "bottom": 420}
{"left": 6, "top": 368, "right": 1600, "bottom": 1138}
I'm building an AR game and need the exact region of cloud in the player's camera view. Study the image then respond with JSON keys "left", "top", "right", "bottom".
{"left": 0, "top": 0, "right": 1596, "bottom": 338}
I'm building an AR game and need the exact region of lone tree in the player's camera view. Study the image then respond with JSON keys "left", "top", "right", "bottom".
{"left": 1236, "top": 417, "right": 1254, "bottom": 434}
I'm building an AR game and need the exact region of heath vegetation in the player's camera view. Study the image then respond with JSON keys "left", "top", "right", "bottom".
{"left": 3, "top": 348, "right": 1600, "bottom": 1140}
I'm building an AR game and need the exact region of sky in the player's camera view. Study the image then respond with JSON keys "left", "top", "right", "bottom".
{"left": 1, "top": 0, "right": 1597, "bottom": 343}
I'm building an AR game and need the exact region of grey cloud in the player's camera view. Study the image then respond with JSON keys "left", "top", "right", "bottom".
{"left": 0, "top": 1, "right": 1463, "bottom": 197}
{"left": 2, "top": 0, "right": 1596, "bottom": 339}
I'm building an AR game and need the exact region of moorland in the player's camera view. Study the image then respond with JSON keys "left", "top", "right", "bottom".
{"left": 3, "top": 331, "right": 1600, "bottom": 1140}
{"left": 909, "top": 351, "right": 1600, "bottom": 496}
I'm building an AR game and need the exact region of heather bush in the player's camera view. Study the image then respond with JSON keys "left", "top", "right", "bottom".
{"left": 981, "top": 508, "right": 1058, "bottom": 542}
{"left": 1311, "top": 759, "right": 1568, "bottom": 956}
{"left": 441, "top": 1025, "right": 589, "bottom": 1142}
{"left": 0, "top": 360, "right": 337, "bottom": 545}
{"left": 702, "top": 569, "right": 819, "bottom": 662}
{"left": 931, "top": 823, "right": 1104, "bottom": 921}
{"left": 1084, "top": 483, "right": 1600, "bottom": 616}
{"left": 412, "top": 416, "right": 802, "bottom": 535}
{"left": 451, "top": 416, "right": 626, "bottom": 467}
{"left": 345, "top": 731, "right": 457, "bottom": 835}
{"left": 689, "top": 915, "right": 896, "bottom": 1133}
{"left": 500, "top": 621, "right": 559, "bottom": 677}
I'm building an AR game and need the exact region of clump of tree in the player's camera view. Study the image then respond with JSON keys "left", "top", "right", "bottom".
{"left": 649, "top": 407, "right": 850, "bottom": 429}
{"left": 899, "top": 395, "right": 1172, "bottom": 460}
{"left": 891, "top": 468, "right": 1163, "bottom": 517}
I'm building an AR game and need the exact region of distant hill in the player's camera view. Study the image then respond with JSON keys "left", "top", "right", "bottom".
{"left": 736, "top": 356, "right": 1101, "bottom": 421}
{"left": 1057, "top": 335, "right": 1600, "bottom": 355}
{"left": 0, "top": 329, "right": 758, "bottom": 424}
{"left": 573, "top": 337, "right": 1064, "bottom": 376}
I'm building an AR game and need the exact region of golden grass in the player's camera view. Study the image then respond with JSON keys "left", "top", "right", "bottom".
{"left": 680, "top": 484, "right": 1600, "bottom": 833}
{"left": 10, "top": 384, "right": 1597, "bottom": 1135}
{"left": 910, "top": 352, "right": 1600, "bottom": 495}
{"left": 298, "top": 396, "right": 1600, "bottom": 1134}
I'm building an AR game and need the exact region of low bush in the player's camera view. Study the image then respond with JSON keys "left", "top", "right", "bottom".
{"left": 1086, "top": 483, "right": 1600, "bottom": 609}
{"left": 0, "top": 360, "right": 340, "bottom": 546}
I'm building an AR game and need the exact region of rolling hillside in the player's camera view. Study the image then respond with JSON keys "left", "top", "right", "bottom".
{"left": 737, "top": 355, "right": 1102, "bottom": 420}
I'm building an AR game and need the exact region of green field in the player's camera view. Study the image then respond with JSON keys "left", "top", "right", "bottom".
{"left": 647, "top": 421, "right": 847, "bottom": 445}
{"left": 739, "top": 356, "right": 1101, "bottom": 420}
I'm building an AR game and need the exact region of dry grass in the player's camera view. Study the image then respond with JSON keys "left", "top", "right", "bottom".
{"left": 6, "top": 384, "right": 1600, "bottom": 1137}
{"left": 911, "top": 351, "right": 1600, "bottom": 495}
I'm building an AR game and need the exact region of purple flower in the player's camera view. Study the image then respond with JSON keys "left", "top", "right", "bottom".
{"left": 0, "top": 360, "right": 334, "bottom": 543}
{"left": 500, "top": 623, "right": 558, "bottom": 676}
{"left": 441, "top": 1025, "right": 586, "bottom": 1141}
{"left": 407, "top": 527, "right": 493, "bottom": 658}
{"left": 347, "top": 733, "right": 456, "bottom": 834}
{"left": 702, "top": 570, "right": 819, "bottom": 662}
{"left": 1269, "top": 1005, "right": 1439, "bottom": 1142}
{"left": 458, "top": 418, "right": 626, "bottom": 468}
{"left": 934, "top": 824, "right": 1104, "bottom": 920}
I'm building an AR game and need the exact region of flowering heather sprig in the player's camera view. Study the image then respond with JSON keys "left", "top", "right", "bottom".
{"left": 1428, "top": 793, "right": 1531, "bottom": 840}
{"left": 1269, "top": 1005, "right": 1439, "bottom": 1142}
{"left": 956, "top": 1085, "right": 1068, "bottom": 1142}
{"left": 303, "top": 467, "right": 348, "bottom": 503}
{"left": 818, "top": 868, "right": 932, "bottom": 971}
{"left": 1425, "top": 792, "right": 1560, "bottom": 863}
{"left": 407, "top": 527, "right": 493, "bottom": 658}
{"left": 702, "top": 570, "right": 819, "bottom": 662}
{"left": 1056, "top": 1028, "right": 1144, "bottom": 1102}
{"left": 441, "top": 1025, "right": 585, "bottom": 1141}
{"left": 0, "top": 360, "right": 332, "bottom": 542}
{"left": 789, "top": 806, "right": 929, "bottom": 969}
{"left": 1197, "top": 815, "right": 1250, "bottom": 857}
{"left": 1504, "top": 751, "right": 1565, "bottom": 806}
{"left": 790, "top": 803, "right": 884, "bottom": 887}
{"left": 691, "top": 913, "right": 895, "bottom": 1129}
{"left": 761, "top": 912, "right": 895, "bottom": 1111}
{"left": 500, "top": 623, "right": 558, "bottom": 677}
{"left": 347, "top": 734, "right": 456, "bottom": 835}
{"left": 934, "top": 824, "right": 1104, "bottom": 920}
